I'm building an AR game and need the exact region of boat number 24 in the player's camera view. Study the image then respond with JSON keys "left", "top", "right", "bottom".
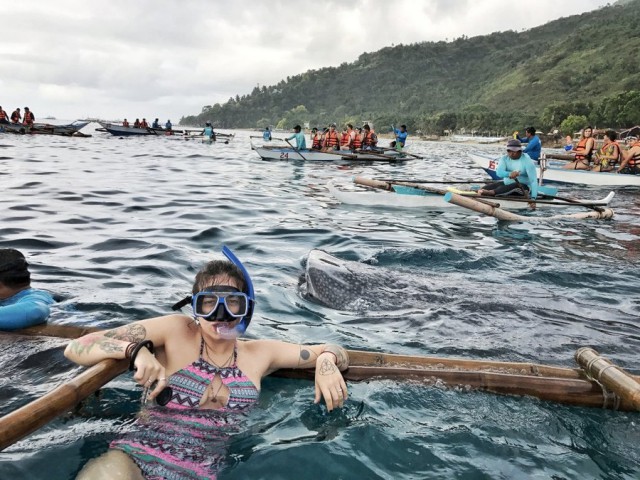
{"left": 280, "top": 152, "right": 289, "bottom": 159}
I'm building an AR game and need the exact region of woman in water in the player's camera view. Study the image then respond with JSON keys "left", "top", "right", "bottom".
{"left": 65, "top": 246, "right": 349, "bottom": 479}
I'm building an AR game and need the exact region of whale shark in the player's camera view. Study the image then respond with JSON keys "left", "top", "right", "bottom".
{"left": 299, "top": 249, "right": 459, "bottom": 312}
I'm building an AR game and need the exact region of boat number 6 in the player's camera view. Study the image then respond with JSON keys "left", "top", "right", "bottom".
{"left": 488, "top": 160, "right": 496, "bottom": 170}
{"left": 280, "top": 152, "right": 289, "bottom": 159}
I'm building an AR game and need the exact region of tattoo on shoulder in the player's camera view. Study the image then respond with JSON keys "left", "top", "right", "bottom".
{"left": 105, "top": 324, "right": 146, "bottom": 342}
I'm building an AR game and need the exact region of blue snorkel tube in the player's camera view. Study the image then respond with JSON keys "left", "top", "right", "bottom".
{"left": 222, "top": 245, "right": 255, "bottom": 335}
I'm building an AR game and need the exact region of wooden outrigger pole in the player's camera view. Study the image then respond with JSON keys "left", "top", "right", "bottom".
{"left": 0, "top": 326, "right": 638, "bottom": 451}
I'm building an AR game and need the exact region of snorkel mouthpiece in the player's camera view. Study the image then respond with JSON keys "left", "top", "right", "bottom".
{"left": 215, "top": 322, "right": 246, "bottom": 339}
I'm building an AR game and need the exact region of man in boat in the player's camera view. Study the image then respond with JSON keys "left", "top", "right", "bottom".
{"left": 352, "top": 126, "right": 363, "bottom": 151}
{"left": 0, "top": 248, "right": 55, "bottom": 330}
{"left": 515, "top": 127, "right": 541, "bottom": 161}
{"left": 477, "top": 139, "right": 538, "bottom": 205}
{"left": 263, "top": 126, "right": 272, "bottom": 141}
{"left": 202, "top": 121, "right": 216, "bottom": 141}
{"left": 140, "top": 118, "right": 149, "bottom": 129}
{"left": 22, "top": 107, "right": 35, "bottom": 127}
{"left": 323, "top": 123, "right": 341, "bottom": 151}
{"left": 285, "top": 124, "right": 306, "bottom": 150}
{"left": 133, "top": 118, "right": 141, "bottom": 128}
{"left": 10, "top": 107, "right": 21, "bottom": 124}
{"left": 616, "top": 139, "right": 640, "bottom": 174}
{"left": 362, "top": 124, "right": 378, "bottom": 150}
{"left": 0, "top": 106, "right": 9, "bottom": 124}
{"left": 392, "top": 124, "right": 408, "bottom": 150}
{"left": 152, "top": 118, "right": 161, "bottom": 129}
{"left": 165, "top": 119, "right": 172, "bottom": 131}
{"left": 122, "top": 119, "right": 130, "bottom": 127}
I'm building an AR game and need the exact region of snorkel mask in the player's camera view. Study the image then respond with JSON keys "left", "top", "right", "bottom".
{"left": 171, "top": 246, "right": 255, "bottom": 338}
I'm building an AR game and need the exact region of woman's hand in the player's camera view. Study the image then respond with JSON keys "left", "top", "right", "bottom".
{"left": 132, "top": 347, "right": 168, "bottom": 401}
{"left": 314, "top": 352, "right": 348, "bottom": 411}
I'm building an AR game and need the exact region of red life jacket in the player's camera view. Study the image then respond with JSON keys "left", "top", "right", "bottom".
{"left": 23, "top": 111, "right": 34, "bottom": 126}
{"left": 140, "top": 120, "right": 148, "bottom": 128}
{"left": 363, "top": 131, "right": 377, "bottom": 146}
{"left": 0, "top": 110, "right": 7, "bottom": 120}
{"left": 340, "top": 132, "right": 350, "bottom": 146}
{"left": 352, "top": 133, "right": 362, "bottom": 149}
{"left": 312, "top": 134, "right": 322, "bottom": 149}
{"left": 324, "top": 130, "right": 339, "bottom": 147}
{"left": 574, "top": 137, "right": 594, "bottom": 162}
{"left": 122, "top": 120, "right": 130, "bottom": 127}
{"left": 628, "top": 141, "right": 640, "bottom": 167}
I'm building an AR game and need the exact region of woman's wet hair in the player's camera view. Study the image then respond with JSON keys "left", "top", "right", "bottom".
{"left": 192, "top": 260, "right": 246, "bottom": 294}
{"left": 0, "top": 248, "right": 31, "bottom": 288}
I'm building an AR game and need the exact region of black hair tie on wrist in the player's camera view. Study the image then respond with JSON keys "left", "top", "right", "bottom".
{"left": 128, "top": 340, "right": 154, "bottom": 371}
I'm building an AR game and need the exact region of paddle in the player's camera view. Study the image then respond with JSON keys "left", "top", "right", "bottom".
{"left": 353, "top": 149, "right": 404, "bottom": 161}
{"left": 285, "top": 138, "right": 309, "bottom": 161}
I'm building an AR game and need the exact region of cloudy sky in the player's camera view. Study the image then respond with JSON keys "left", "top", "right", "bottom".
{"left": 1, "top": 0, "right": 605, "bottom": 123}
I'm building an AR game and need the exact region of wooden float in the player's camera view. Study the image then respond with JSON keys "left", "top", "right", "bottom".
{"left": 0, "top": 326, "right": 638, "bottom": 451}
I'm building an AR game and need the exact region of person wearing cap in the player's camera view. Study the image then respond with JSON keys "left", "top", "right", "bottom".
{"left": 477, "top": 139, "right": 538, "bottom": 204}
{"left": 323, "top": 123, "right": 340, "bottom": 151}
{"left": 22, "top": 107, "right": 35, "bottom": 127}
{"left": 0, "top": 249, "right": 55, "bottom": 330}
{"left": 515, "top": 126, "right": 541, "bottom": 161}
{"left": 285, "top": 124, "right": 306, "bottom": 150}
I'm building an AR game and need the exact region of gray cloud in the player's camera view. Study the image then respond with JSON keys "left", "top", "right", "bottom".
{"left": 0, "top": 0, "right": 603, "bottom": 121}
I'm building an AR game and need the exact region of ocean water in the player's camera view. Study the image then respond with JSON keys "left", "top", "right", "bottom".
{"left": 0, "top": 125, "right": 639, "bottom": 479}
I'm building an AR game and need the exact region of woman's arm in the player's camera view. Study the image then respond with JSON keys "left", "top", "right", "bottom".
{"left": 255, "top": 340, "right": 349, "bottom": 411}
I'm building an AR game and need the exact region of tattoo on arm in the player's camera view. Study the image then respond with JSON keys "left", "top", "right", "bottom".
{"left": 104, "top": 323, "right": 146, "bottom": 342}
{"left": 321, "top": 344, "right": 349, "bottom": 371}
{"left": 298, "top": 346, "right": 319, "bottom": 368}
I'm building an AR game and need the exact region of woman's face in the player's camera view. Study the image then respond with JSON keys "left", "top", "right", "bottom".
{"left": 584, "top": 128, "right": 593, "bottom": 137}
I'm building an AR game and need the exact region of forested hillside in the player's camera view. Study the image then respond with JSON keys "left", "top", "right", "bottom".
{"left": 181, "top": 0, "right": 640, "bottom": 136}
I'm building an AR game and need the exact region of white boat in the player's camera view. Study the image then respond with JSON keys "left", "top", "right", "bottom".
{"left": 327, "top": 180, "right": 615, "bottom": 211}
{"left": 252, "top": 144, "right": 410, "bottom": 162}
{"left": 470, "top": 152, "right": 640, "bottom": 187}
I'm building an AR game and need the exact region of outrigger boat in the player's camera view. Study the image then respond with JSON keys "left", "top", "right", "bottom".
{"left": 0, "top": 323, "right": 638, "bottom": 450}
{"left": 328, "top": 177, "right": 615, "bottom": 211}
{"left": 251, "top": 137, "right": 415, "bottom": 162}
{"left": 0, "top": 120, "right": 90, "bottom": 136}
{"left": 99, "top": 122, "right": 235, "bottom": 142}
{"left": 471, "top": 152, "right": 640, "bottom": 187}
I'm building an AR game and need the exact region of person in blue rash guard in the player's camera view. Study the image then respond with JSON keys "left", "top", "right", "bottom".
{"left": 392, "top": 124, "right": 408, "bottom": 150}
{"left": 478, "top": 139, "right": 538, "bottom": 208}
{"left": 0, "top": 249, "right": 54, "bottom": 330}
{"left": 515, "top": 126, "right": 542, "bottom": 161}
{"left": 285, "top": 124, "right": 307, "bottom": 149}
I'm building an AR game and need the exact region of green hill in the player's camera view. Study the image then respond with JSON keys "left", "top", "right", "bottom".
{"left": 181, "top": 0, "right": 640, "bottom": 135}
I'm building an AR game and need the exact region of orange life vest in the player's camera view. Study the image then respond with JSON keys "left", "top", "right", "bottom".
{"left": 324, "top": 130, "right": 339, "bottom": 147}
{"left": 11, "top": 110, "right": 21, "bottom": 123}
{"left": 363, "top": 131, "right": 377, "bottom": 147}
{"left": 122, "top": 120, "right": 130, "bottom": 127}
{"left": 352, "top": 134, "right": 362, "bottom": 149}
{"left": 628, "top": 141, "right": 640, "bottom": 167}
{"left": 0, "top": 110, "right": 7, "bottom": 120}
{"left": 312, "top": 134, "right": 322, "bottom": 149}
{"left": 574, "top": 137, "right": 594, "bottom": 162}
{"left": 22, "top": 111, "right": 34, "bottom": 126}
{"left": 140, "top": 120, "right": 148, "bottom": 128}
{"left": 340, "top": 132, "right": 350, "bottom": 146}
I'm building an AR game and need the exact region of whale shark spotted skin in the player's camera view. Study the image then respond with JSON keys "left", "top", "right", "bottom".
{"left": 300, "top": 249, "right": 451, "bottom": 312}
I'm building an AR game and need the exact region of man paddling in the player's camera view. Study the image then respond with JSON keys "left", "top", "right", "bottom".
{"left": 285, "top": 124, "right": 306, "bottom": 150}
{"left": 478, "top": 139, "right": 538, "bottom": 207}
{"left": 515, "top": 127, "right": 541, "bottom": 161}
{"left": 0, "top": 249, "right": 54, "bottom": 330}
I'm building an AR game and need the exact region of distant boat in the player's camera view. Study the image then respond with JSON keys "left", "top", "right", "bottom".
{"left": 0, "top": 120, "right": 89, "bottom": 136}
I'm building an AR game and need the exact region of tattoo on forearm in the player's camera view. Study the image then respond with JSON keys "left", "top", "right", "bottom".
{"left": 298, "top": 346, "right": 319, "bottom": 367}
{"left": 318, "top": 358, "right": 338, "bottom": 375}
{"left": 104, "top": 324, "right": 146, "bottom": 342}
{"left": 322, "top": 344, "right": 350, "bottom": 370}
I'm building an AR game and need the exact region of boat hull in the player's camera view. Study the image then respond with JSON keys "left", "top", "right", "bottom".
{"left": 327, "top": 181, "right": 614, "bottom": 211}
{"left": 254, "top": 146, "right": 408, "bottom": 162}
{"left": 0, "top": 120, "right": 89, "bottom": 136}
{"left": 470, "top": 153, "right": 640, "bottom": 187}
